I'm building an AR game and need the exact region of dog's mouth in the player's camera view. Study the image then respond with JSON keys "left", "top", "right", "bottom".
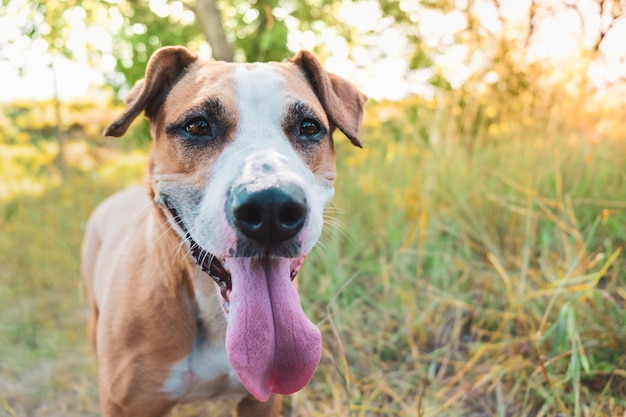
{"left": 161, "top": 195, "right": 320, "bottom": 402}
{"left": 186, "top": 234, "right": 304, "bottom": 312}
{"left": 162, "top": 199, "right": 303, "bottom": 310}
{"left": 189, "top": 240, "right": 232, "bottom": 303}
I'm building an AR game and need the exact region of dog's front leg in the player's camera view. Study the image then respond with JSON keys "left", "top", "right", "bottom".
{"left": 236, "top": 394, "right": 282, "bottom": 417}
{"left": 98, "top": 379, "right": 176, "bottom": 417}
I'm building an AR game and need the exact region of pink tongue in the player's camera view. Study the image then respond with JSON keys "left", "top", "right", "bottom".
{"left": 223, "top": 257, "right": 322, "bottom": 402}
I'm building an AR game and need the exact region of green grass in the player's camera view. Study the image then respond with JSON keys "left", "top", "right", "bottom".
{"left": 1, "top": 97, "right": 625, "bottom": 416}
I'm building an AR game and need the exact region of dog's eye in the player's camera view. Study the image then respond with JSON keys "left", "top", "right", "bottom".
{"left": 184, "top": 117, "right": 212, "bottom": 137}
{"left": 299, "top": 119, "right": 320, "bottom": 137}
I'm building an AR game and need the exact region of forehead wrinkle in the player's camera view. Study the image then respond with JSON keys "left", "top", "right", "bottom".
{"left": 164, "top": 62, "right": 238, "bottom": 118}
{"left": 279, "top": 70, "right": 328, "bottom": 125}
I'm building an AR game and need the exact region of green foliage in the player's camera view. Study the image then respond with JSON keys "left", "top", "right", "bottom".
{"left": 305, "top": 94, "right": 626, "bottom": 415}
{"left": 110, "top": 1, "right": 201, "bottom": 91}
{"left": 1, "top": 87, "right": 626, "bottom": 414}
{"left": 2, "top": 0, "right": 107, "bottom": 64}
{"left": 226, "top": 0, "right": 290, "bottom": 62}
{"left": 108, "top": 0, "right": 358, "bottom": 87}
{"left": 3, "top": 0, "right": 626, "bottom": 414}
{"left": 376, "top": 0, "right": 433, "bottom": 72}
{"left": 0, "top": 99, "right": 153, "bottom": 149}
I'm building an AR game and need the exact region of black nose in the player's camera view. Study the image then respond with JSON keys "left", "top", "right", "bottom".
{"left": 230, "top": 184, "right": 307, "bottom": 244}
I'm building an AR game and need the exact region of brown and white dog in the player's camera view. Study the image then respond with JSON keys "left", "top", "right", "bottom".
{"left": 81, "top": 46, "right": 367, "bottom": 416}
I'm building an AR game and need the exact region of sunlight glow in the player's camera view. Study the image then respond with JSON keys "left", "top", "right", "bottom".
{"left": 472, "top": 0, "right": 502, "bottom": 34}
{"left": 1, "top": 0, "right": 625, "bottom": 102}
{"left": 148, "top": 0, "right": 194, "bottom": 23}
{"left": 149, "top": 0, "right": 169, "bottom": 19}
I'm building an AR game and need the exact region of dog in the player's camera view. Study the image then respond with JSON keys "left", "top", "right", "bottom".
{"left": 81, "top": 46, "right": 367, "bottom": 416}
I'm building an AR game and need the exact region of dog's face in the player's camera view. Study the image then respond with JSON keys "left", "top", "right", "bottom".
{"left": 104, "top": 46, "right": 366, "bottom": 402}
{"left": 154, "top": 61, "right": 337, "bottom": 260}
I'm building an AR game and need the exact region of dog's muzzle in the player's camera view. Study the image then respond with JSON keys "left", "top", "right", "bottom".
{"left": 226, "top": 181, "right": 308, "bottom": 256}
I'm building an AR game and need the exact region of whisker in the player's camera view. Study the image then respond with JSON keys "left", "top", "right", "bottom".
{"left": 323, "top": 215, "right": 353, "bottom": 245}
{"left": 325, "top": 202, "right": 347, "bottom": 215}
{"left": 140, "top": 202, "right": 193, "bottom": 269}
{"left": 311, "top": 240, "right": 329, "bottom": 265}
{"left": 200, "top": 246, "right": 213, "bottom": 271}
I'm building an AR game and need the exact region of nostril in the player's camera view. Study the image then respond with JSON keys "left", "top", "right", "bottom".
{"left": 278, "top": 203, "right": 305, "bottom": 229}
{"left": 235, "top": 204, "right": 263, "bottom": 229}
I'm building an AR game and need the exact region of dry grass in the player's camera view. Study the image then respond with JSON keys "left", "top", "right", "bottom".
{"left": 1, "top": 95, "right": 625, "bottom": 417}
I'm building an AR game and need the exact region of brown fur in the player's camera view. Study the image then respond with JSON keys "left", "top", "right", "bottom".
{"left": 82, "top": 46, "right": 366, "bottom": 416}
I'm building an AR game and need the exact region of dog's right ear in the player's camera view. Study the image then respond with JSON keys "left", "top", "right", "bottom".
{"left": 103, "top": 46, "right": 198, "bottom": 137}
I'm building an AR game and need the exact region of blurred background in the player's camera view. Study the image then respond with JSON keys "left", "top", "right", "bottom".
{"left": 1, "top": 0, "right": 626, "bottom": 416}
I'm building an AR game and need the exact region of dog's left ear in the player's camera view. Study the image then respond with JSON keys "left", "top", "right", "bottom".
{"left": 291, "top": 51, "right": 368, "bottom": 148}
{"left": 104, "top": 46, "right": 199, "bottom": 137}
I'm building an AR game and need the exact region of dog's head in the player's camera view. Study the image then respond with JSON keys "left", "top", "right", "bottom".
{"left": 104, "top": 46, "right": 367, "bottom": 401}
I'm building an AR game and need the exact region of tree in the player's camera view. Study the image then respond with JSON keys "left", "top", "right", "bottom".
{"left": 194, "top": 0, "right": 233, "bottom": 61}
{"left": 107, "top": 0, "right": 295, "bottom": 90}
{"left": 0, "top": 0, "right": 96, "bottom": 176}
{"left": 108, "top": 0, "right": 201, "bottom": 90}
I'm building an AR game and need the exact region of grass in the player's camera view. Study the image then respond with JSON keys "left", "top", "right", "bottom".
{"left": 1, "top": 95, "right": 625, "bottom": 417}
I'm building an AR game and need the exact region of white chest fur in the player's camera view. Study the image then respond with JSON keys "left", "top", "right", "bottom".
{"left": 163, "top": 333, "right": 247, "bottom": 403}
{"left": 162, "top": 288, "right": 247, "bottom": 402}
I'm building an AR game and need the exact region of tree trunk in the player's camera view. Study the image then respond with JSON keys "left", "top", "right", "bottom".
{"left": 195, "top": 0, "right": 234, "bottom": 62}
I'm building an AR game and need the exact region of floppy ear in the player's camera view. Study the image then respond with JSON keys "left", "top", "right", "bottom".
{"left": 290, "top": 50, "right": 368, "bottom": 148}
{"left": 103, "top": 46, "right": 199, "bottom": 137}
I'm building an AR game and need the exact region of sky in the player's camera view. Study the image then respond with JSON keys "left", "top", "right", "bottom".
{"left": 0, "top": 0, "right": 625, "bottom": 103}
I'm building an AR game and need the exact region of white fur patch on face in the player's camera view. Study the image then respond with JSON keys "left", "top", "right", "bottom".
{"left": 189, "top": 64, "right": 334, "bottom": 257}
